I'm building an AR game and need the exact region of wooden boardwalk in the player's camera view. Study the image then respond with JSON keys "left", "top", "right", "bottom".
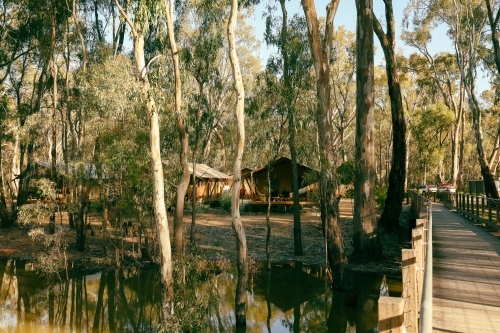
{"left": 432, "top": 203, "right": 500, "bottom": 332}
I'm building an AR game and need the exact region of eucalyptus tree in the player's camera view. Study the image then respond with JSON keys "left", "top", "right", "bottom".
{"left": 161, "top": 0, "right": 191, "bottom": 257}
{"left": 353, "top": 0, "right": 382, "bottom": 261}
{"left": 405, "top": 0, "right": 499, "bottom": 198}
{"left": 263, "top": 0, "right": 314, "bottom": 256}
{"left": 178, "top": 0, "right": 225, "bottom": 246}
{"left": 114, "top": 0, "right": 173, "bottom": 318}
{"left": 226, "top": 0, "right": 261, "bottom": 325}
{"left": 372, "top": 0, "right": 406, "bottom": 232}
{"left": 301, "top": 0, "right": 347, "bottom": 284}
{"left": 402, "top": 23, "right": 466, "bottom": 189}
{"left": 247, "top": 71, "right": 287, "bottom": 269}
{"left": 330, "top": 27, "right": 357, "bottom": 163}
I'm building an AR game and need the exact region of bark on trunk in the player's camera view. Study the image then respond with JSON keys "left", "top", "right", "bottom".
{"left": 301, "top": 0, "right": 346, "bottom": 285}
{"left": 353, "top": 0, "right": 382, "bottom": 261}
{"left": 115, "top": 0, "right": 174, "bottom": 317}
{"left": 228, "top": 0, "right": 248, "bottom": 325}
{"left": 373, "top": 0, "right": 406, "bottom": 232}
{"left": 165, "top": 1, "right": 190, "bottom": 256}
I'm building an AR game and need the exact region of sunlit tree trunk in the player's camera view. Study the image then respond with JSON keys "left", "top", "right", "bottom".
{"left": 165, "top": 0, "right": 190, "bottom": 256}
{"left": 115, "top": 0, "right": 173, "bottom": 317}
{"left": 455, "top": 2, "right": 499, "bottom": 199}
{"left": 373, "top": 0, "right": 406, "bottom": 232}
{"left": 353, "top": 0, "right": 382, "bottom": 261}
{"left": 227, "top": 0, "right": 248, "bottom": 325}
{"left": 301, "top": 0, "right": 346, "bottom": 285}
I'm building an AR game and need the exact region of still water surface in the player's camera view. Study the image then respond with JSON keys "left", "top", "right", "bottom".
{"left": 0, "top": 259, "right": 401, "bottom": 332}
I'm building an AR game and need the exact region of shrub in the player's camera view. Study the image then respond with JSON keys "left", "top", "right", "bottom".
{"left": 218, "top": 194, "right": 231, "bottom": 211}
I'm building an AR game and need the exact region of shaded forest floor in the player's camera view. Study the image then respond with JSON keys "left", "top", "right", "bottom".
{"left": 0, "top": 199, "right": 411, "bottom": 275}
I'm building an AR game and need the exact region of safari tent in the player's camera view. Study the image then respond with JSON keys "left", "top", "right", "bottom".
{"left": 243, "top": 157, "right": 318, "bottom": 201}
{"left": 186, "top": 163, "right": 231, "bottom": 203}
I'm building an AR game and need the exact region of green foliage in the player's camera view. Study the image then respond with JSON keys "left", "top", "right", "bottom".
{"left": 17, "top": 178, "right": 58, "bottom": 225}
{"left": 375, "top": 184, "right": 388, "bottom": 210}
{"left": 184, "top": 203, "right": 211, "bottom": 214}
{"left": 337, "top": 160, "right": 356, "bottom": 185}
{"left": 218, "top": 194, "right": 231, "bottom": 211}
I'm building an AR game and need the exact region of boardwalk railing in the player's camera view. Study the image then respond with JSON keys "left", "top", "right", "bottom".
{"left": 378, "top": 191, "right": 433, "bottom": 333}
{"left": 441, "top": 192, "right": 500, "bottom": 232}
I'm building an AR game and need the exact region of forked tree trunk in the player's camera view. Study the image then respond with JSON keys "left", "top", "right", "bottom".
{"left": 301, "top": 0, "right": 346, "bottom": 285}
{"left": 165, "top": 1, "right": 190, "bottom": 256}
{"left": 115, "top": 0, "right": 173, "bottom": 318}
{"left": 373, "top": 0, "right": 406, "bottom": 232}
{"left": 353, "top": 0, "right": 382, "bottom": 261}
{"left": 227, "top": 0, "right": 248, "bottom": 325}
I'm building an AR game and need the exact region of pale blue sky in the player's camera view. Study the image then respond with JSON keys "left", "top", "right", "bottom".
{"left": 249, "top": 1, "right": 493, "bottom": 92}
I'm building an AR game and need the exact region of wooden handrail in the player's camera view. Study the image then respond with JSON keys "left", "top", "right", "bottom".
{"left": 378, "top": 191, "right": 432, "bottom": 333}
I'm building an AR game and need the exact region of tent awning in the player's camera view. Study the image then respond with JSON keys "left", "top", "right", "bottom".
{"left": 188, "top": 163, "right": 230, "bottom": 180}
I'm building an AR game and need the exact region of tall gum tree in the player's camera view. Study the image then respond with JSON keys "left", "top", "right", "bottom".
{"left": 164, "top": 0, "right": 190, "bottom": 257}
{"left": 405, "top": 0, "right": 499, "bottom": 198}
{"left": 115, "top": 0, "right": 173, "bottom": 318}
{"left": 373, "top": 0, "right": 407, "bottom": 232}
{"left": 301, "top": 0, "right": 347, "bottom": 285}
{"left": 227, "top": 0, "right": 248, "bottom": 325}
{"left": 353, "top": 0, "right": 382, "bottom": 262}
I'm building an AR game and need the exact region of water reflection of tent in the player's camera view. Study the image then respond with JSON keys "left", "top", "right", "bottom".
{"left": 254, "top": 264, "right": 325, "bottom": 312}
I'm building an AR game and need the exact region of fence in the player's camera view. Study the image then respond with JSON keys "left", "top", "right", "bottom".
{"left": 377, "top": 191, "right": 433, "bottom": 333}
{"left": 440, "top": 192, "right": 500, "bottom": 232}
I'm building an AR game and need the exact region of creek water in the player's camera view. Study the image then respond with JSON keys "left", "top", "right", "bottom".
{"left": 0, "top": 259, "right": 401, "bottom": 332}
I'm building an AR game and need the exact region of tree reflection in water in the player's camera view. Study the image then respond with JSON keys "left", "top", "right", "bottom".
{"left": 0, "top": 259, "right": 400, "bottom": 332}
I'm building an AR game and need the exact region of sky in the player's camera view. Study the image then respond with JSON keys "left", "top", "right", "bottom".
{"left": 250, "top": 0, "right": 452, "bottom": 67}
{"left": 247, "top": 1, "right": 493, "bottom": 92}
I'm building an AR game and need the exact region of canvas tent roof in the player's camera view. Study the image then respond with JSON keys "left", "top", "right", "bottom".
{"left": 251, "top": 156, "right": 317, "bottom": 175}
{"left": 188, "top": 163, "right": 230, "bottom": 180}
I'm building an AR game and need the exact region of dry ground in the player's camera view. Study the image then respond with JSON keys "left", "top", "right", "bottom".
{"left": 0, "top": 199, "right": 410, "bottom": 274}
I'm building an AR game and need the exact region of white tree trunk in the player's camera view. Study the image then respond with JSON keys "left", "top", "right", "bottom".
{"left": 115, "top": 0, "right": 174, "bottom": 317}
{"left": 227, "top": 0, "right": 248, "bottom": 325}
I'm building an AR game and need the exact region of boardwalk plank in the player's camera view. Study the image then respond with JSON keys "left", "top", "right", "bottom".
{"left": 433, "top": 203, "right": 500, "bottom": 332}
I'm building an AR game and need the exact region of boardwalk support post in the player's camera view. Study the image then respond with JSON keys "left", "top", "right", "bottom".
{"left": 378, "top": 297, "right": 405, "bottom": 333}
{"left": 402, "top": 249, "right": 418, "bottom": 333}
{"left": 412, "top": 223, "right": 424, "bottom": 313}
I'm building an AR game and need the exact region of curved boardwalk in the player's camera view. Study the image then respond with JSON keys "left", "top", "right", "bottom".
{"left": 433, "top": 203, "right": 500, "bottom": 332}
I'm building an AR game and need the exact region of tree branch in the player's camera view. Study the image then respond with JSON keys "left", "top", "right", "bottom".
{"left": 114, "top": 0, "right": 137, "bottom": 38}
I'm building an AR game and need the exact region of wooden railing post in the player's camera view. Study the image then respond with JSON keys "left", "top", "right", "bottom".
{"left": 488, "top": 198, "right": 493, "bottom": 222}
{"left": 470, "top": 194, "right": 473, "bottom": 214}
{"left": 378, "top": 297, "right": 405, "bottom": 333}
{"left": 402, "top": 249, "right": 418, "bottom": 333}
{"left": 476, "top": 196, "right": 479, "bottom": 216}
{"left": 481, "top": 196, "right": 485, "bottom": 218}
{"left": 412, "top": 223, "right": 424, "bottom": 313}
{"left": 493, "top": 199, "right": 500, "bottom": 224}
